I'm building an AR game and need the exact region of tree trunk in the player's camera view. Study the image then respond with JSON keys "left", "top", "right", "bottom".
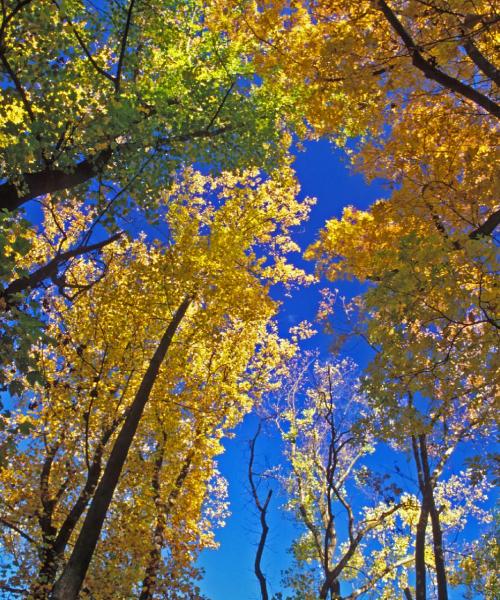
{"left": 31, "top": 417, "right": 123, "bottom": 596}
{"left": 419, "top": 436, "right": 448, "bottom": 600}
{"left": 50, "top": 297, "right": 191, "bottom": 600}
{"left": 248, "top": 425, "right": 273, "bottom": 600}
{"left": 319, "top": 577, "right": 341, "bottom": 600}
{"left": 414, "top": 498, "right": 429, "bottom": 600}
{"left": 0, "top": 149, "right": 112, "bottom": 212}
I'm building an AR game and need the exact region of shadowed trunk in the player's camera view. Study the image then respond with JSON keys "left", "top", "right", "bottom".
{"left": 414, "top": 500, "right": 429, "bottom": 600}
{"left": 411, "top": 434, "right": 428, "bottom": 600}
{"left": 248, "top": 424, "right": 272, "bottom": 600}
{"left": 0, "top": 149, "right": 112, "bottom": 212}
{"left": 31, "top": 418, "right": 123, "bottom": 597}
{"left": 419, "top": 435, "right": 448, "bottom": 600}
{"left": 412, "top": 434, "right": 449, "bottom": 600}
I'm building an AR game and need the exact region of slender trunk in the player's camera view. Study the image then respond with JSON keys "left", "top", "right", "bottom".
{"left": 414, "top": 499, "right": 429, "bottom": 600}
{"left": 320, "top": 577, "right": 341, "bottom": 599}
{"left": 419, "top": 436, "right": 448, "bottom": 600}
{"left": 50, "top": 297, "right": 191, "bottom": 600}
{"left": 31, "top": 417, "right": 123, "bottom": 595}
{"left": 411, "top": 434, "right": 427, "bottom": 600}
{"left": 138, "top": 440, "right": 195, "bottom": 600}
{"left": 331, "top": 579, "right": 341, "bottom": 599}
{"left": 254, "top": 489, "right": 272, "bottom": 600}
{"left": 428, "top": 498, "right": 448, "bottom": 600}
{"left": 248, "top": 425, "right": 272, "bottom": 600}
{"left": 319, "top": 577, "right": 340, "bottom": 599}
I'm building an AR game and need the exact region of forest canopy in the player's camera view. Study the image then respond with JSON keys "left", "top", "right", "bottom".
{"left": 0, "top": 0, "right": 498, "bottom": 599}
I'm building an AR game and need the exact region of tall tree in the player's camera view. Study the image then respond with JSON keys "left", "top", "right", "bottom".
{"left": 308, "top": 212, "right": 497, "bottom": 597}
{"left": 1, "top": 197, "right": 125, "bottom": 391}
{"left": 0, "top": 165, "right": 311, "bottom": 598}
{"left": 217, "top": 0, "right": 500, "bottom": 317}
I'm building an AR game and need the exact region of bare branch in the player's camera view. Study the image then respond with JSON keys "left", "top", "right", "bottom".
{"left": 248, "top": 423, "right": 272, "bottom": 600}
{"left": 115, "top": 0, "right": 136, "bottom": 93}
{"left": 0, "top": 516, "right": 36, "bottom": 544}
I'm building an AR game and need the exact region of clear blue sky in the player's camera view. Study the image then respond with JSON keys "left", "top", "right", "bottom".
{"left": 198, "top": 139, "right": 391, "bottom": 599}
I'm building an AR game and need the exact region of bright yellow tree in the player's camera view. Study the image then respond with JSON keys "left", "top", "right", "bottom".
{"left": 0, "top": 164, "right": 311, "bottom": 599}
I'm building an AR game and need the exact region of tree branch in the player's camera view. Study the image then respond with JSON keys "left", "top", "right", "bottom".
{"left": 2, "top": 231, "right": 124, "bottom": 308}
{"left": 462, "top": 38, "right": 500, "bottom": 87}
{"left": 0, "top": 148, "right": 112, "bottom": 211}
{"left": 51, "top": 296, "right": 192, "bottom": 600}
{"left": 0, "top": 516, "right": 36, "bottom": 544}
{"left": 115, "top": 0, "right": 136, "bottom": 93}
{"left": 248, "top": 423, "right": 272, "bottom": 600}
{"left": 469, "top": 208, "right": 500, "bottom": 238}
{"left": 376, "top": 0, "right": 500, "bottom": 118}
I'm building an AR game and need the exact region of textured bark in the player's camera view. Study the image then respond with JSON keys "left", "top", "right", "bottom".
{"left": 0, "top": 149, "right": 112, "bottom": 212}
{"left": 419, "top": 436, "right": 448, "bottom": 600}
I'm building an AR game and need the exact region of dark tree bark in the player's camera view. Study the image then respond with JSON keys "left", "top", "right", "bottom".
{"left": 0, "top": 125, "right": 232, "bottom": 213}
{"left": 50, "top": 296, "right": 191, "bottom": 600}
{"left": 419, "top": 436, "right": 448, "bottom": 600}
{"left": 411, "top": 434, "right": 449, "bottom": 600}
{"left": 470, "top": 209, "right": 500, "bottom": 239}
{"left": 377, "top": 0, "right": 500, "bottom": 118}
{"left": 1, "top": 232, "right": 123, "bottom": 309}
{"left": 462, "top": 38, "right": 500, "bottom": 86}
{"left": 404, "top": 587, "right": 414, "bottom": 600}
{"left": 0, "top": 149, "right": 112, "bottom": 212}
{"left": 414, "top": 499, "right": 429, "bottom": 600}
{"left": 248, "top": 424, "right": 272, "bottom": 600}
{"left": 412, "top": 435, "right": 428, "bottom": 600}
{"left": 138, "top": 436, "right": 167, "bottom": 600}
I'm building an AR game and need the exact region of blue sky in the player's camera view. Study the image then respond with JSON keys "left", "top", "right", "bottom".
{"left": 196, "top": 140, "right": 495, "bottom": 600}
{"left": 197, "top": 139, "right": 391, "bottom": 599}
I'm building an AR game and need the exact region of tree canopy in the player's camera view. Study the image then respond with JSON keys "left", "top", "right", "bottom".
{"left": 0, "top": 0, "right": 497, "bottom": 598}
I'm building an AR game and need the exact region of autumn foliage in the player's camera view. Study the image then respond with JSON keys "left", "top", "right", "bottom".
{"left": 0, "top": 0, "right": 497, "bottom": 599}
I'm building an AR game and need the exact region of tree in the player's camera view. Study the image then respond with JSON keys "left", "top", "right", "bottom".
{"left": 275, "top": 356, "right": 412, "bottom": 599}
{"left": 248, "top": 423, "right": 273, "bottom": 600}
{"left": 306, "top": 203, "right": 499, "bottom": 413}
{"left": 0, "top": 0, "right": 295, "bottom": 214}
{"left": 307, "top": 207, "right": 497, "bottom": 598}
{"left": 449, "top": 517, "right": 500, "bottom": 600}
{"left": 0, "top": 165, "right": 311, "bottom": 598}
{"left": 216, "top": 0, "right": 499, "bottom": 355}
